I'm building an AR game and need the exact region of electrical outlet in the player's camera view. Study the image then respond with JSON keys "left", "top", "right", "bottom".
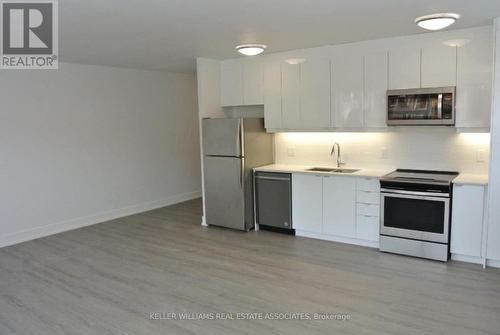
{"left": 287, "top": 146, "right": 296, "bottom": 157}
{"left": 476, "top": 149, "right": 486, "bottom": 163}
{"left": 381, "top": 147, "right": 388, "bottom": 159}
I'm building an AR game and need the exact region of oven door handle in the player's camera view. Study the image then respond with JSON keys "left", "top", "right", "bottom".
{"left": 381, "top": 188, "right": 450, "bottom": 198}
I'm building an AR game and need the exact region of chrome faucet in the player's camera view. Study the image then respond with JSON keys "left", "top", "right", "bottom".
{"left": 330, "top": 142, "right": 345, "bottom": 168}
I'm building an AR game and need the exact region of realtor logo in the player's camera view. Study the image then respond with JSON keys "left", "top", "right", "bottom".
{"left": 1, "top": 0, "right": 58, "bottom": 69}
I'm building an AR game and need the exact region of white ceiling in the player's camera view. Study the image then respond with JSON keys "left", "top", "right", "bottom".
{"left": 61, "top": 0, "right": 500, "bottom": 73}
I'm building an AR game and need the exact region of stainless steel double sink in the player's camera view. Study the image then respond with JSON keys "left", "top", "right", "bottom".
{"left": 307, "top": 167, "right": 360, "bottom": 174}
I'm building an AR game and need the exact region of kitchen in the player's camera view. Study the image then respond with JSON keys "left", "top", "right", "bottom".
{"left": 3, "top": 2, "right": 500, "bottom": 334}
{"left": 198, "top": 23, "right": 496, "bottom": 267}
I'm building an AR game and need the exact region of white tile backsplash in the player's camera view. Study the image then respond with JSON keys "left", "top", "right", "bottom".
{"left": 275, "top": 129, "right": 490, "bottom": 174}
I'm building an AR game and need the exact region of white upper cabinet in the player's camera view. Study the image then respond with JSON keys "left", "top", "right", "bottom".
{"left": 221, "top": 59, "right": 243, "bottom": 106}
{"left": 258, "top": 26, "right": 492, "bottom": 131}
{"left": 421, "top": 44, "right": 457, "bottom": 88}
{"left": 263, "top": 60, "right": 282, "bottom": 129}
{"left": 322, "top": 176, "right": 357, "bottom": 238}
{"left": 364, "top": 51, "right": 388, "bottom": 128}
{"left": 243, "top": 58, "right": 264, "bottom": 105}
{"left": 455, "top": 32, "right": 493, "bottom": 129}
{"left": 388, "top": 47, "right": 421, "bottom": 89}
{"left": 263, "top": 54, "right": 331, "bottom": 130}
{"left": 292, "top": 174, "right": 323, "bottom": 233}
{"left": 300, "top": 58, "right": 331, "bottom": 128}
{"left": 281, "top": 63, "right": 301, "bottom": 129}
{"left": 451, "top": 184, "right": 485, "bottom": 258}
{"left": 331, "top": 50, "right": 364, "bottom": 128}
{"left": 221, "top": 58, "right": 263, "bottom": 106}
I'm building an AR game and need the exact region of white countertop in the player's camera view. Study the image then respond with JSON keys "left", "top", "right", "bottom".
{"left": 453, "top": 174, "right": 489, "bottom": 186}
{"left": 254, "top": 164, "right": 392, "bottom": 178}
{"left": 254, "top": 164, "right": 489, "bottom": 185}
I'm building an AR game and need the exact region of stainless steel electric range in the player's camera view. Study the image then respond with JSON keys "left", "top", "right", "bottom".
{"left": 379, "top": 169, "right": 459, "bottom": 262}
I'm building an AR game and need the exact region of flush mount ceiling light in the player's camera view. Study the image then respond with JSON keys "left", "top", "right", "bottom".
{"left": 442, "top": 39, "right": 470, "bottom": 47}
{"left": 236, "top": 44, "right": 267, "bottom": 56}
{"left": 285, "top": 58, "right": 306, "bottom": 65}
{"left": 415, "top": 13, "right": 460, "bottom": 31}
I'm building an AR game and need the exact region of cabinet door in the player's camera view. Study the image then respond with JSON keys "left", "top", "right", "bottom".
{"left": 450, "top": 184, "right": 485, "bottom": 257}
{"left": 388, "top": 47, "right": 421, "bottom": 89}
{"left": 243, "top": 58, "right": 264, "bottom": 105}
{"left": 356, "top": 215, "right": 379, "bottom": 242}
{"left": 323, "top": 176, "right": 356, "bottom": 238}
{"left": 281, "top": 63, "right": 301, "bottom": 129}
{"left": 331, "top": 51, "right": 364, "bottom": 128}
{"left": 300, "top": 58, "right": 331, "bottom": 128}
{"left": 221, "top": 59, "right": 243, "bottom": 106}
{"left": 292, "top": 174, "right": 323, "bottom": 233}
{"left": 421, "top": 44, "right": 457, "bottom": 88}
{"left": 364, "top": 52, "right": 388, "bottom": 128}
{"left": 456, "top": 34, "right": 493, "bottom": 129}
{"left": 263, "top": 60, "right": 282, "bottom": 129}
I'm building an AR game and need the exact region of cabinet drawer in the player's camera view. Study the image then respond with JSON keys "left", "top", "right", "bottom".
{"left": 357, "top": 178, "right": 380, "bottom": 192}
{"left": 356, "top": 190, "right": 379, "bottom": 205}
{"left": 356, "top": 215, "right": 380, "bottom": 242}
{"left": 357, "top": 203, "right": 379, "bottom": 217}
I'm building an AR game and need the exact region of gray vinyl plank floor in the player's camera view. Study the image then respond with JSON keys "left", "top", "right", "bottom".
{"left": 1, "top": 198, "right": 500, "bottom": 335}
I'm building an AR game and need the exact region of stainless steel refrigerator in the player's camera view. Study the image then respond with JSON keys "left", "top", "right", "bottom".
{"left": 202, "top": 118, "right": 273, "bottom": 231}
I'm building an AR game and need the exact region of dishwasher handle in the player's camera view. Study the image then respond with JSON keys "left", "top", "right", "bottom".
{"left": 255, "top": 175, "right": 291, "bottom": 182}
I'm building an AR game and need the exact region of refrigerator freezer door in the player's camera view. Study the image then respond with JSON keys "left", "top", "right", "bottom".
{"left": 204, "top": 156, "right": 246, "bottom": 230}
{"left": 202, "top": 118, "right": 242, "bottom": 157}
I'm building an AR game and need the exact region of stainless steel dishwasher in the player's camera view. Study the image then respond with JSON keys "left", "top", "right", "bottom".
{"left": 254, "top": 172, "right": 293, "bottom": 234}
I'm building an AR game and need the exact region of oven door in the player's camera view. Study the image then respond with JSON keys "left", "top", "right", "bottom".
{"left": 380, "top": 190, "right": 450, "bottom": 244}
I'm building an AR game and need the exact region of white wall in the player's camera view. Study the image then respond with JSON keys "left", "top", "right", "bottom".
{"left": 487, "top": 18, "right": 500, "bottom": 261}
{"left": 275, "top": 130, "right": 490, "bottom": 174}
{"left": 0, "top": 62, "right": 201, "bottom": 247}
{"left": 196, "top": 58, "right": 225, "bottom": 226}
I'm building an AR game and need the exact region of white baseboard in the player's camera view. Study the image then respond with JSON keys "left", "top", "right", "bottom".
{"left": 486, "top": 259, "right": 500, "bottom": 268}
{"left": 0, "top": 190, "right": 201, "bottom": 249}
{"left": 295, "top": 230, "right": 379, "bottom": 249}
{"left": 451, "top": 254, "right": 484, "bottom": 265}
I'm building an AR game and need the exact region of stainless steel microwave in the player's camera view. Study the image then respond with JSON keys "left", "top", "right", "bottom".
{"left": 387, "top": 87, "right": 455, "bottom": 126}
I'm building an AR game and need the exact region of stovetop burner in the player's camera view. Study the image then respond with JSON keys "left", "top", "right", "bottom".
{"left": 381, "top": 169, "right": 459, "bottom": 185}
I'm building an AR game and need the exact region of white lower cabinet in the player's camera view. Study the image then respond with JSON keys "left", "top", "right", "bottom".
{"left": 356, "top": 215, "right": 380, "bottom": 242}
{"left": 322, "top": 176, "right": 356, "bottom": 238}
{"left": 355, "top": 177, "right": 380, "bottom": 242}
{"left": 451, "top": 184, "right": 486, "bottom": 258}
{"left": 292, "top": 174, "right": 323, "bottom": 233}
{"left": 291, "top": 173, "right": 490, "bottom": 262}
{"left": 292, "top": 174, "right": 379, "bottom": 246}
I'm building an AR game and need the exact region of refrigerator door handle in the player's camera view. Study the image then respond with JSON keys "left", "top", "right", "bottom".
{"left": 239, "top": 118, "right": 245, "bottom": 158}
{"left": 240, "top": 158, "right": 245, "bottom": 189}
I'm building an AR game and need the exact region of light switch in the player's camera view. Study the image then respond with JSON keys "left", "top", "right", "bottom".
{"left": 287, "top": 146, "right": 296, "bottom": 157}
